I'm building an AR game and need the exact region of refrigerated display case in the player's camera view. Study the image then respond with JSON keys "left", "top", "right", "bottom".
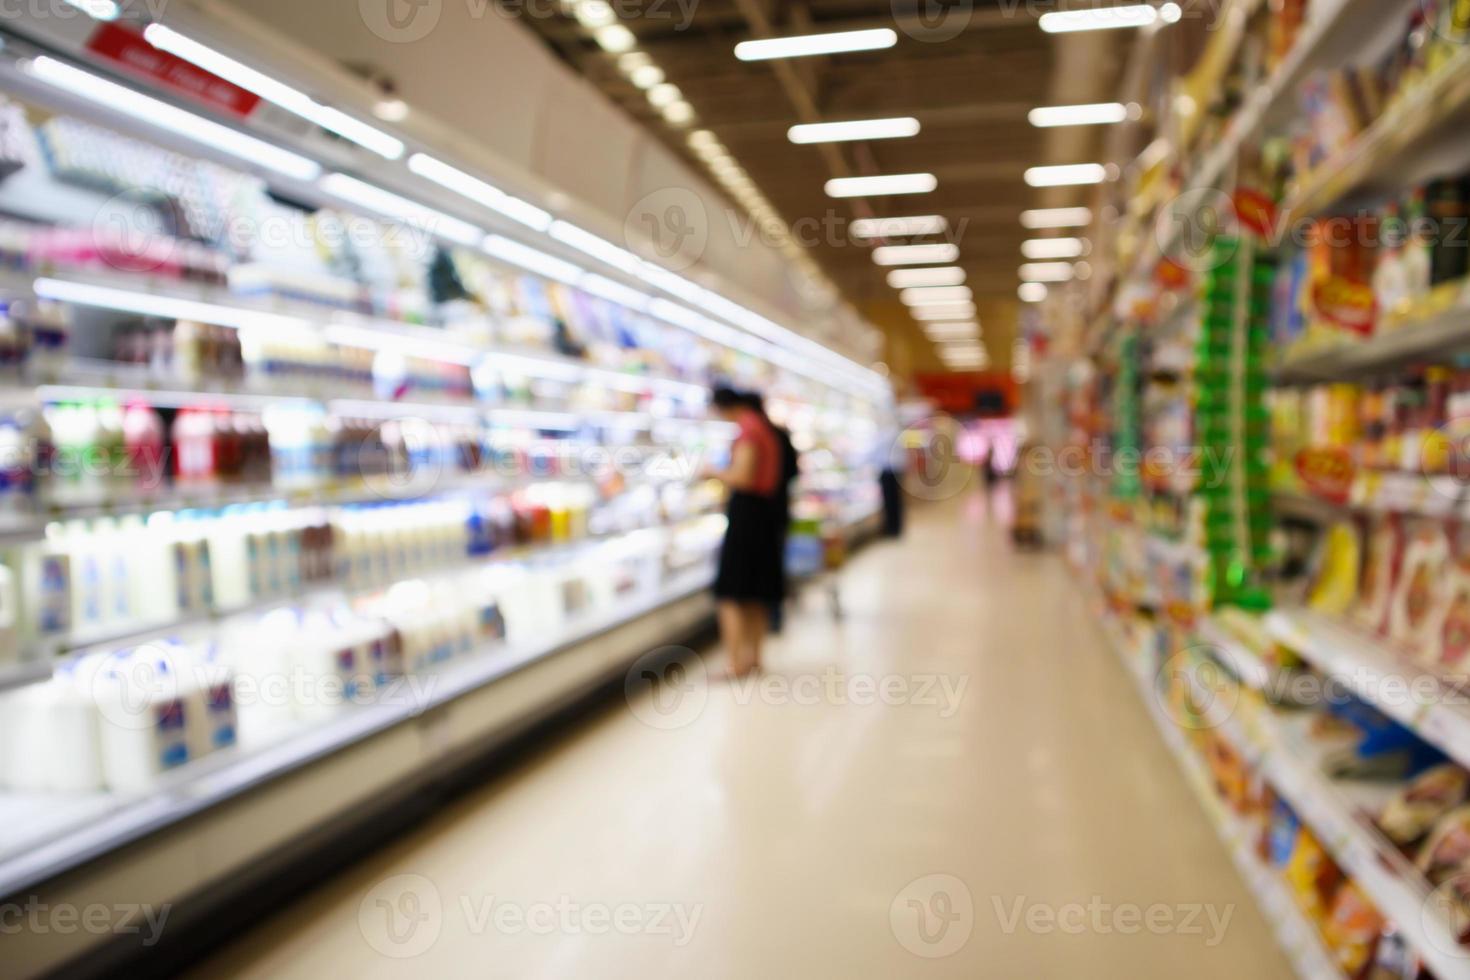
{"left": 0, "top": 10, "right": 892, "bottom": 976}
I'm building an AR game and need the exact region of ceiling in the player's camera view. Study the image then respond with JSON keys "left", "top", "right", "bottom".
{"left": 519, "top": 0, "right": 1128, "bottom": 373}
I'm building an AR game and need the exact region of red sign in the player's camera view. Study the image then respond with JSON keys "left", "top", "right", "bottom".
{"left": 86, "top": 23, "right": 261, "bottom": 117}
{"left": 1154, "top": 258, "right": 1189, "bottom": 290}
{"left": 1233, "top": 188, "right": 1277, "bottom": 240}
{"left": 1295, "top": 447, "right": 1355, "bottom": 504}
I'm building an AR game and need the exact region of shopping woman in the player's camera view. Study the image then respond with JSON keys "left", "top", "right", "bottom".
{"left": 707, "top": 386, "right": 783, "bottom": 678}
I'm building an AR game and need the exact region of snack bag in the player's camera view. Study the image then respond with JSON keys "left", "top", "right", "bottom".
{"left": 1355, "top": 515, "right": 1403, "bottom": 635}
{"left": 1286, "top": 826, "right": 1342, "bottom": 925}
{"left": 1322, "top": 881, "right": 1385, "bottom": 976}
{"left": 1415, "top": 805, "right": 1470, "bottom": 940}
{"left": 1379, "top": 763, "right": 1470, "bottom": 847}
{"left": 1307, "top": 521, "right": 1362, "bottom": 615}
{"left": 1388, "top": 520, "right": 1451, "bottom": 657}
{"left": 1267, "top": 796, "right": 1301, "bottom": 868}
{"left": 1366, "top": 926, "right": 1419, "bottom": 979}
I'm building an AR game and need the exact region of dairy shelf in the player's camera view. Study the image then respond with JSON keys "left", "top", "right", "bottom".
{"left": 31, "top": 512, "right": 719, "bottom": 662}
{"left": 10, "top": 268, "right": 716, "bottom": 402}
{"left": 0, "top": 557, "right": 719, "bottom": 900}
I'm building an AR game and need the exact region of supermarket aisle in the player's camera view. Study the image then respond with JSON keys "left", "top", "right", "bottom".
{"left": 194, "top": 488, "right": 1293, "bottom": 979}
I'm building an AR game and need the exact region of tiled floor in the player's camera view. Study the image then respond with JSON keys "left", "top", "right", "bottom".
{"left": 193, "top": 488, "right": 1293, "bottom": 979}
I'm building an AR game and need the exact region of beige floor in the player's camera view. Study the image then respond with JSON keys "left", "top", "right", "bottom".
{"left": 193, "top": 488, "right": 1294, "bottom": 979}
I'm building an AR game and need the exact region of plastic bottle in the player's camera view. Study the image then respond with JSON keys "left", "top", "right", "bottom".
{"left": 0, "top": 673, "right": 102, "bottom": 792}
{"left": 85, "top": 644, "right": 195, "bottom": 791}
{"left": 122, "top": 401, "right": 165, "bottom": 495}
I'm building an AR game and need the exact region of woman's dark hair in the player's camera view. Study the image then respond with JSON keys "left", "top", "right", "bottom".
{"left": 711, "top": 386, "right": 745, "bottom": 409}
{"left": 737, "top": 391, "right": 767, "bottom": 417}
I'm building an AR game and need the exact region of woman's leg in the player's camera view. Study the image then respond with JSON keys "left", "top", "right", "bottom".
{"left": 742, "top": 602, "right": 769, "bottom": 672}
{"left": 718, "top": 600, "right": 748, "bottom": 675}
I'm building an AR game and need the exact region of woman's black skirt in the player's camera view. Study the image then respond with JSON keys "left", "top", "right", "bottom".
{"left": 713, "top": 491, "right": 784, "bottom": 603}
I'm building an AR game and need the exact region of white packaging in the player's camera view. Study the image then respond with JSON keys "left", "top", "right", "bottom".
{"left": 83, "top": 644, "right": 196, "bottom": 792}
{"left": 0, "top": 675, "right": 103, "bottom": 792}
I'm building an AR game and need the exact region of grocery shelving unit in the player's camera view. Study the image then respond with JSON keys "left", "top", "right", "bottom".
{"left": 1052, "top": 0, "right": 1470, "bottom": 969}
{"left": 1097, "top": 609, "right": 1344, "bottom": 980}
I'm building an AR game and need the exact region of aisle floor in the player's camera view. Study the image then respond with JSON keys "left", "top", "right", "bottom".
{"left": 194, "top": 489, "right": 1294, "bottom": 979}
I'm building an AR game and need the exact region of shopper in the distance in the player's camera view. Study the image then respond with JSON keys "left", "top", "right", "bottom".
{"left": 875, "top": 420, "right": 906, "bottom": 537}
{"left": 738, "top": 391, "right": 799, "bottom": 633}
{"left": 705, "top": 386, "right": 784, "bottom": 678}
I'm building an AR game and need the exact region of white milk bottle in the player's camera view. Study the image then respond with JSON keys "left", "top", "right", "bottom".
{"left": 219, "top": 612, "right": 296, "bottom": 735}
{"left": 186, "top": 643, "right": 237, "bottom": 759}
{"left": 0, "top": 672, "right": 103, "bottom": 792}
{"left": 85, "top": 644, "right": 194, "bottom": 791}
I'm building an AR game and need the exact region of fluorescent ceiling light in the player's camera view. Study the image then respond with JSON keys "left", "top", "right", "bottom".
{"left": 735, "top": 28, "right": 897, "bottom": 61}
{"left": 24, "top": 57, "right": 321, "bottom": 181}
{"left": 853, "top": 215, "right": 947, "bottom": 238}
{"left": 788, "top": 117, "right": 919, "bottom": 144}
{"left": 407, "top": 153, "right": 553, "bottom": 232}
{"left": 549, "top": 221, "right": 644, "bottom": 274}
{"left": 1024, "top": 164, "right": 1107, "bottom": 187}
{"left": 143, "top": 26, "right": 404, "bottom": 160}
{"left": 1028, "top": 102, "right": 1130, "bottom": 127}
{"left": 826, "top": 173, "right": 936, "bottom": 197}
{"left": 887, "top": 266, "right": 965, "bottom": 288}
{"left": 62, "top": 0, "right": 118, "bottom": 18}
{"left": 33, "top": 277, "right": 308, "bottom": 339}
{"left": 1018, "top": 282, "right": 1048, "bottom": 302}
{"left": 1020, "top": 207, "right": 1092, "bottom": 229}
{"left": 574, "top": 0, "right": 617, "bottom": 27}
{"left": 630, "top": 65, "right": 665, "bottom": 89}
{"left": 662, "top": 101, "right": 695, "bottom": 125}
{"left": 910, "top": 303, "right": 978, "bottom": 321}
{"left": 483, "top": 234, "right": 585, "bottom": 284}
{"left": 1021, "top": 237, "right": 1087, "bottom": 259}
{"left": 595, "top": 24, "right": 637, "bottom": 52}
{"left": 648, "top": 83, "right": 683, "bottom": 108}
{"left": 319, "top": 173, "right": 483, "bottom": 246}
{"left": 374, "top": 98, "right": 409, "bottom": 122}
{"left": 900, "top": 285, "right": 973, "bottom": 305}
{"left": 1019, "top": 262, "right": 1075, "bottom": 282}
{"left": 924, "top": 323, "right": 980, "bottom": 339}
{"left": 872, "top": 243, "right": 959, "bottom": 266}
{"left": 1039, "top": 3, "right": 1180, "bottom": 32}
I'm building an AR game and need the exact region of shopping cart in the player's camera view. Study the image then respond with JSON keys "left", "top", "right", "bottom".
{"left": 787, "top": 516, "right": 845, "bottom": 619}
